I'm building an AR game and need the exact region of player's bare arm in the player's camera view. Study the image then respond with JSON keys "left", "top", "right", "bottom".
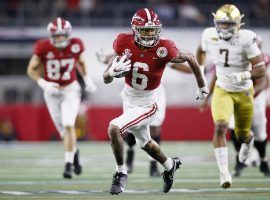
{"left": 27, "top": 54, "right": 42, "bottom": 81}
{"left": 171, "top": 51, "right": 206, "bottom": 88}
{"left": 77, "top": 53, "right": 97, "bottom": 92}
{"left": 249, "top": 55, "right": 266, "bottom": 79}
{"left": 103, "top": 54, "right": 117, "bottom": 84}
{"left": 170, "top": 63, "right": 192, "bottom": 73}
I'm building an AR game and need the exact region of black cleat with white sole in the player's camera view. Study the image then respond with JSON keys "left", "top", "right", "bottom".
{"left": 110, "top": 172, "right": 128, "bottom": 195}
{"left": 162, "top": 157, "right": 182, "bottom": 193}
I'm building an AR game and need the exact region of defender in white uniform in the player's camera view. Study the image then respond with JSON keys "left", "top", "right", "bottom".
{"left": 196, "top": 4, "right": 266, "bottom": 188}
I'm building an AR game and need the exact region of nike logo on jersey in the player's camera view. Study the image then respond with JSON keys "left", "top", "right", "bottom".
{"left": 153, "top": 57, "right": 159, "bottom": 59}
{"left": 113, "top": 68, "right": 122, "bottom": 72}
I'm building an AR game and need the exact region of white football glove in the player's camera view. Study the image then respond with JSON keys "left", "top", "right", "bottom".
{"left": 226, "top": 71, "right": 251, "bottom": 84}
{"left": 96, "top": 48, "right": 107, "bottom": 63}
{"left": 37, "top": 78, "right": 59, "bottom": 95}
{"left": 196, "top": 86, "right": 209, "bottom": 100}
{"left": 83, "top": 76, "right": 97, "bottom": 93}
{"left": 108, "top": 55, "right": 131, "bottom": 78}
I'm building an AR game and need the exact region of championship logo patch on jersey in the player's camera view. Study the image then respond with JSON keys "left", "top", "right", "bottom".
{"left": 122, "top": 49, "right": 132, "bottom": 58}
{"left": 156, "top": 47, "right": 168, "bottom": 58}
{"left": 46, "top": 52, "right": 54, "bottom": 59}
{"left": 71, "top": 44, "right": 81, "bottom": 53}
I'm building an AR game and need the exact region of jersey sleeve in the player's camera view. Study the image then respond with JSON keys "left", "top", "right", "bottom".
{"left": 75, "top": 38, "right": 85, "bottom": 54}
{"left": 113, "top": 34, "right": 125, "bottom": 55}
{"left": 201, "top": 28, "right": 209, "bottom": 52}
{"left": 33, "top": 40, "right": 43, "bottom": 57}
{"left": 244, "top": 32, "right": 261, "bottom": 59}
{"left": 165, "top": 40, "right": 179, "bottom": 61}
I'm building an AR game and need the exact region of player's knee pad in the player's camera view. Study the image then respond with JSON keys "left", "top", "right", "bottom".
{"left": 124, "top": 132, "right": 136, "bottom": 147}
{"left": 235, "top": 129, "right": 250, "bottom": 143}
{"left": 135, "top": 137, "right": 151, "bottom": 148}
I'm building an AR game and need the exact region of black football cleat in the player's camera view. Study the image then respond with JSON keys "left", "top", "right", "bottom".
{"left": 63, "top": 162, "right": 72, "bottom": 179}
{"left": 73, "top": 149, "right": 82, "bottom": 175}
{"left": 162, "top": 157, "right": 182, "bottom": 193}
{"left": 232, "top": 156, "right": 247, "bottom": 177}
{"left": 150, "top": 161, "right": 160, "bottom": 177}
{"left": 260, "top": 161, "right": 270, "bottom": 176}
{"left": 110, "top": 172, "right": 128, "bottom": 195}
{"left": 126, "top": 149, "right": 134, "bottom": 174}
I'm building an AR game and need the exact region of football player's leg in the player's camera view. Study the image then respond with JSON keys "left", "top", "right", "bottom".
{"left": 234, "top": 88, "right": 254, "bottom": 164}
{"left": 211, "top": 86, "right": 233, "bottom": 188}
{"left": 230, "top": 128, "right": 246, "bottom": 177}
{"left": 62, "top": 82, "right": 82, "bottom": 178}
{"left": 148, "top": 85, "right": 166, "bottom": 176}
{"left": 123, "top": 131, "right": 136, "bottom": 173}
{"left": 132, "top": 126, "right": 181, "bottom": 193}
{"left": 44, "top": 92, "right": 65, "bottom": 137}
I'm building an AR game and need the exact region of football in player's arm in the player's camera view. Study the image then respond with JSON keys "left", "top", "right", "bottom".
{"left": 27, "top": 17, "right": 96, "bottom": 179}
{"left": 196, "top": 4, "right": 266, "bottom": 189}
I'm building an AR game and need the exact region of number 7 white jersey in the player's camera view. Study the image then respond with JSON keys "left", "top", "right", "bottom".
{"left": 201, "top": 27, "right": 261, "bottom": 92}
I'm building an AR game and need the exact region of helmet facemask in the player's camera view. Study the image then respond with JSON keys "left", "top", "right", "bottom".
{"left": 133, "top": 25, "right": 161, "bottom": 47}
{"left": 214, "top": 21, "right": 237, "bottom": 40}
{"left": 49, "top": 33, "right": 70, "bottom": 48}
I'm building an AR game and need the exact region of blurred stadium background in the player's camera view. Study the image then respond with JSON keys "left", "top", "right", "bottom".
{"left": 0, "top": 0, "right": 270, "bottom": 199}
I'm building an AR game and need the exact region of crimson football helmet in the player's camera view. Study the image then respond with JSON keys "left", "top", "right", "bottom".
{"left": 47, "top": 17, "right": 72, "bottom": 48}
{"left": 131, "top": 8, "right": 162, "bottom": 47}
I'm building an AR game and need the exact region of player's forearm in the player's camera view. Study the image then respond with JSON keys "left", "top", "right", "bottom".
{"left": 186, "top": 54, "right": 206, "bottom": 88}
{"left": 251, "top": 65, "right": 266, "bottom": 79}
{"left": 27, "top": 67, "right": 41, "bottom": 81}
{"left": 103, "top": 70, "right": 113, "bottom": 84}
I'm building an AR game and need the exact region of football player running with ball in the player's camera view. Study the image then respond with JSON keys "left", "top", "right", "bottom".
{"left": 103, "top": 8, "right": 208, "bottom": 195}
{"left": 27, "top": 17, "right": 97, "bottom": 179}
{"left": 196, "top": 4, "right": 266, "bottom": 189}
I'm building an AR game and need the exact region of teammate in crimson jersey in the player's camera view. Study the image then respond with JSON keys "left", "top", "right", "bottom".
{"left": 103, "top": 8, "right": 208, "bottom": 195}
{"left": 27, "top": 17, "right": 97, "bottom": 179}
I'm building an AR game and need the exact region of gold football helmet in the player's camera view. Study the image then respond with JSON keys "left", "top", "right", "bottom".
{"left": 212, "top": 4, "right": 244, "bottom": 40}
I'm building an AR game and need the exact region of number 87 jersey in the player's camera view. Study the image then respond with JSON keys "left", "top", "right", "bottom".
{"left": 201, "top": 27, "right": 261, "bottom": 92}
{"left": 33, "top": 37, "right": 84, "bottom": 86}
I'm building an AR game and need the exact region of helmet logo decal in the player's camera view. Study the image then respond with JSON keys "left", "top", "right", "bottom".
{"left": 156, "top": 47, "right": 168, "bottom": 58}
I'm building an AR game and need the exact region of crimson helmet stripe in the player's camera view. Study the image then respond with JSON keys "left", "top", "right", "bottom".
{"left": 144, "top": 8, "right": 152, "bottom": 21}
{"left": 57, "top": 17, "right": 62, "bottom": 31}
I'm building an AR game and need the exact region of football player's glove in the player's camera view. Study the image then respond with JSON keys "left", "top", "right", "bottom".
{"left": 226, "top": 71, "right": 251, "bottom": 84}
{"left": 37, "top": 78, "right": 59, "bottom": 95}
{"left": 108, "top": 55, "right": 131, "bottom": 78}
{"left": 196, "top": 86, "right": 209, "bottom": 100}
{"left": 83, "top": 75, "right": 97, "bottom": 93}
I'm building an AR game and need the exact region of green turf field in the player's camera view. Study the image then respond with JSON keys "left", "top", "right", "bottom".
{"left": 0, "top": 141, "right": 269, "bottom": 200}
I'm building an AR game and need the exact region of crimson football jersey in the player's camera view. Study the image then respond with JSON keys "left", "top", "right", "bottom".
{"left": 34, "top": 38, "right": 84, "bottom": 86}
{"left": 113, "top": 33, "right": 179, "bottom": 90}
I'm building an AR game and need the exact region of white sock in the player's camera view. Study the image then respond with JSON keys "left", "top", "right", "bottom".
{"left": 214, "top": 147, "right": 229, "bottom": 174}
{"left": 116, "top": 165, "right": 127, "bottom": 175}
{"left": 162, "top": 158, "right": 173, "bottom": 171}
{"left": 65, "top": 151, "right": 75, "bottom": 163}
